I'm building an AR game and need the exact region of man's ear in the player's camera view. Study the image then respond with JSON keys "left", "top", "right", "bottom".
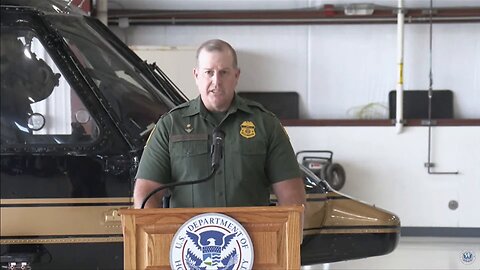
{"left": 193, "top": 68, "right": 198, "bottom": 79}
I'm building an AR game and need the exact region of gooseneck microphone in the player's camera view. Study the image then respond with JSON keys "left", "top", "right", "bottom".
{"left": 211, "top": 128, "right": 225, "bottom": 170}
{"left": 140, "top": 128, "right": 226, "bottom": 209}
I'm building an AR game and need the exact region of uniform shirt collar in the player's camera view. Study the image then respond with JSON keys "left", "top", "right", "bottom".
{"left": 182, "top": 94, "right": 254, "bottom": 118}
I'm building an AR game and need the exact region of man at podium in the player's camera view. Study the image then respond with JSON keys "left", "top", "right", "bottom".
{"left": 133, "top": 39, "right": 306, "bottom": 211}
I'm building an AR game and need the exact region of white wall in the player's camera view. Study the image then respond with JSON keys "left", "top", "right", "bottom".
{"left": 111, "top": 3, "right": 480, "bottom": 119}
{"left": 286, "top": 125, "right": 480, "bottom": 228}
{"left": 131, "top": 46, "right": 198, "bottom": 99}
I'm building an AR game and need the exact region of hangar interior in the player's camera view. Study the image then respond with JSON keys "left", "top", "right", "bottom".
{"left": 0, "top": 0, "right": 479, "bottom": 269}
{"left": 111, "top": 0, "right": 480, "bottom": 268}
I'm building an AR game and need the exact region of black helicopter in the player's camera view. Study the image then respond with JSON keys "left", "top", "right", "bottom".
{"left": 0, "top": 0, "right": 400, "bottom": 269}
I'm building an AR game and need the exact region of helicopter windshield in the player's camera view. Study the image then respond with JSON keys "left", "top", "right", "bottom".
{"left": 47, "top": 14, "right": 174, "bottom": 137}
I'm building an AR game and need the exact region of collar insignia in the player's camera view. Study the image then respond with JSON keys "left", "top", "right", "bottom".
{"left": 185, "top": 123, "right": 193, "bottom": 133}
{"left": 240, "top": 121, "right": 255, "bottom": 139}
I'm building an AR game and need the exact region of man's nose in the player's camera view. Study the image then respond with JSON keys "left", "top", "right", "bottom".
{"left": 211, "top": 72, "right": 221, "bottom": 85}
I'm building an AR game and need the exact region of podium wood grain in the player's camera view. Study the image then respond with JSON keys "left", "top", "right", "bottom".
{"left": 120, "top": 206, "right": 302, "bottom": 270}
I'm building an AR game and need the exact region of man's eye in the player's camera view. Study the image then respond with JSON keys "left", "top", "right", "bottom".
{"left": 205, "top": 70, "right": 214, "bottom": 76}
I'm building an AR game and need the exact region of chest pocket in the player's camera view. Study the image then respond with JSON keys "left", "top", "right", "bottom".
{"left": 233, "top": 138, "right": 268, "bottom": 187}
{"left": 169, "top": 134, "right": 209, "bottom": 183}
{"left": 170, "top": 134, "right": 209, "bottom": 157}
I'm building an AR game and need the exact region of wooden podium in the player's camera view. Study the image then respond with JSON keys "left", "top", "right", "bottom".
{"left": 119, "top": 206, "right": 302, "bottom": 270}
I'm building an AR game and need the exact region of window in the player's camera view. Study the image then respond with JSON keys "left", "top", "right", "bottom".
{"left": 0, "top": 28, "right": 99, "bottom": 146}
{"left": 49, "top": 15, "right": 173, "bottom": 137}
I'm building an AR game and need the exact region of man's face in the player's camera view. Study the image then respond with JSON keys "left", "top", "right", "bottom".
{"left": 193, "top": 49, "right": 240, "bottom": 112}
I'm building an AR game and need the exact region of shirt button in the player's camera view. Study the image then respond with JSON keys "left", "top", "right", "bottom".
{"left": 218, "top": 169, "right": 223, "bottom": 174}
{"left": 218, "top": 192, "right": 223, "bottom": 197}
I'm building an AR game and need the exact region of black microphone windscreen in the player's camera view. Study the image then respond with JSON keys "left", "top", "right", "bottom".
{"left": 211, "top": 128, "right": 225, "bottom": 169}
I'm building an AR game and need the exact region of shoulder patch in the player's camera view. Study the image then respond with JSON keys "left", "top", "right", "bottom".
{"left": 280, "top": 123, "right": 290, "bottom": 139}
{"left": 145, "top": 124, "right": 156, "bottom": 146}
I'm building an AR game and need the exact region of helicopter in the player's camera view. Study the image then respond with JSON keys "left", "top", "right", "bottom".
{"left": 0, "top": 0, "right": 400, "bottom": 269}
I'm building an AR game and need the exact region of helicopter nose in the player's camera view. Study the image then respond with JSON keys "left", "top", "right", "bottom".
{"left": 323, "top": 193, "right": 401, "bottom": 254}
{"left": 301, "top": 192, "right": 401, "bottom": 265}
{"left": 324, "top": 193, "right": 401, "bottom": 230}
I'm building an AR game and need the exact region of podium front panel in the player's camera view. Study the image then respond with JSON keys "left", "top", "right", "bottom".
{"left": 120, "top": 206, "right": 302, "bottom": 270}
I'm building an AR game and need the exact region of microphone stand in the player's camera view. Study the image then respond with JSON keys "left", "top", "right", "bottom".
{"left": 140, "top": 166, "right": 218, "bottom": 209}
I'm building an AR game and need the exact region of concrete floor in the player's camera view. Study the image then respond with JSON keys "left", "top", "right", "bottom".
{"left": 302, "top": 236, "right": 480, "bottom": 270}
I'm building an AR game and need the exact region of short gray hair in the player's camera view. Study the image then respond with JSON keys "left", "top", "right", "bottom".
{"left": 196, "top": 39, "right": 238, "bottom": 68}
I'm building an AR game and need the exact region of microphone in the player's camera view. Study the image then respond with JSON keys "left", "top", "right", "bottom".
{"left": 211, "top": 128, "right": 225, "bottom": 170}
{"left": 140, "top": 128, "right": 226, "bottom": 209}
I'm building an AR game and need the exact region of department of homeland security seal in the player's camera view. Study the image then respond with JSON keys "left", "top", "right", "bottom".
{"left": 460, "top": 250, "right": 476, "bottom": 265}
{"left": 170, "top": 213, "right": 254, "bottom": 270}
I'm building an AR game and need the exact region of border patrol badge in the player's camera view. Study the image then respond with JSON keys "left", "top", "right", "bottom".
{"left": 170, "top": 213, "right": 254, "bottom": 270}
{"left": 240, "top": 121, "right": 255, "bottom": 139}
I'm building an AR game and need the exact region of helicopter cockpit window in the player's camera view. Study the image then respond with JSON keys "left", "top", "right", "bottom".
{"left": 0, "top": 29, "right": 100, "bottom": 146}
{"left": 47, "top": 15, "right": 173, "bottom": 137}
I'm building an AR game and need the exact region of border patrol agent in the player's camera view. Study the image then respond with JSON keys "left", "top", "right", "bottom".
{"left": 134, "top": 39, "right": 306, "bottom": 210}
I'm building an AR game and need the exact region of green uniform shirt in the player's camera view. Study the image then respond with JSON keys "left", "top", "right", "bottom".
{"left": 136, "top": 94, "right": 300, "bottom": 208}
